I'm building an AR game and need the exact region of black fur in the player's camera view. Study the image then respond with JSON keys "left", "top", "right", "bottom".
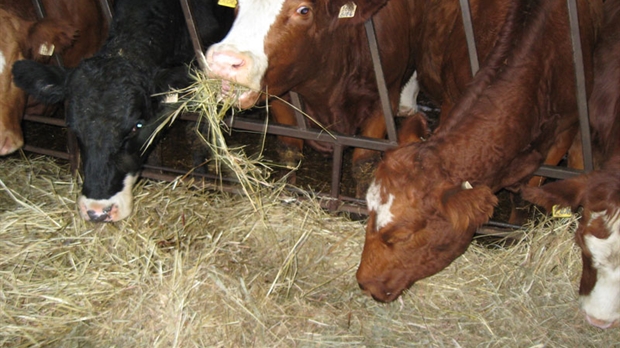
{"left": 12, "top": 0, "right": 233, "bottom": 200}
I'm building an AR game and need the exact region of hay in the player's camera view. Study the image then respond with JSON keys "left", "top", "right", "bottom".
{"left": 1, "top": 155, "right": 620, "bottom": 347}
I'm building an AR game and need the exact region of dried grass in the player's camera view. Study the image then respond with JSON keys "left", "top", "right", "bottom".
{"left": 1, "top": 155, "right": 619, "bottom": 347}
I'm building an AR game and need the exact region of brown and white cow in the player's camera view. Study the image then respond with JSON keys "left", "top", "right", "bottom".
{"left": 356, "top": 0, "right": 602, "bottom": 303}
{"left": 522, "top": 0, "right": 620, "bottom": 329}
{"left": 0, "top": 0, "right": 110, "bottom": 156}
{"left": 205, "top": 0, "right": 523, "bottom": 197}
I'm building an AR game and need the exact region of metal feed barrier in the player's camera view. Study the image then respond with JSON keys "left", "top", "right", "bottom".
{"left": 22, "top": 0, "right": 593, "bottom": 230}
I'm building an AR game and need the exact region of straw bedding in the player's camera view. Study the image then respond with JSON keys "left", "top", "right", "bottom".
{"left": 1, "top": 154, "right": 619, "bottom": 347}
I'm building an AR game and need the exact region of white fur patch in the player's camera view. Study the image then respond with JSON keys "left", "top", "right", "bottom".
{"left": 366, "top": 180, "right": 395, "bottom": 230}
{"left": 581, "top": 209, "right": 620, "bottom": 324}
{"left": 398, "top": 71, "right": 419, "bottom": 113}
{"left": 78, "top": 174, "right": 138, "bottom": 222}
{"left": 0, "top": 50, "right": 6, "bottom": 75}
{"left": 207, "top": 0, "right": 284, "bottom": 91}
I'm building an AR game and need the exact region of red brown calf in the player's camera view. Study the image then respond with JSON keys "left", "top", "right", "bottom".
{"left": 522, "top": 0, "right": 620, "bottom": 329}
{"left": 357, "top": 0, "right": 601, "bottom": 303}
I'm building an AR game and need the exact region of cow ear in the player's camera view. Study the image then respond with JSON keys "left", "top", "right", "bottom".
{"left": 440, "top": 183, "right": 498, "bottom": 233}
{"left": 26, "top": 18, "right": 78, "bottom": 61}
{"left": 328, "top": 0, "right": 389, "bottom": 26}
{"left": 12, "top": 60, "right": 67, "bottom": 104}
{"left": 521, "top": 175, "right": 588, "bottom": 213}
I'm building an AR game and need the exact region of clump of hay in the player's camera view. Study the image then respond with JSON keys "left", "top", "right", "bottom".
{"left": 1, "top": 155, "right": 620, "bottom": 347}
{"left": 150, "top": 68, "right": 276, "bottom": 205}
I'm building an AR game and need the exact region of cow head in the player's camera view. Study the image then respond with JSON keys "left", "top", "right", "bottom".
{"left": 11, "top": 58, "right": 181, "bottom": 222}
{"left": 356, "top": 144, "right": 497, "bottom": 302}
{"left": 522, "top": 168, "right": 620, "bottom": 329}
{"left": 0, "top": 9, "right": 77, "bottom": 155}
{"left": 205, "top": 0, "right": 389, "bottom": 108}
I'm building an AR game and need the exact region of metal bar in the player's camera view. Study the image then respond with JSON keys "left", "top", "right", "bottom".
{"left": 533, "top": 164, "right": 582, "bottom": 179}
{"left": 288, "top": 92, "right": 308, "bottom": 131}
{"left": 180, "top": 0, "right": 209, "bottom": 73}
{"left": 22, "top": 145, "right": 70, "bottom": 160}
{"left": 98, "top": 0, "right": 114, "bottom": 24}
{"left": 566, "top": 0, "right": 593, "bottom": 172}
{"left": 23, "top": 114, "right": 66, "bottom": 127}
{"left": 364, "top": 19, "right": 398, "bottom": 145}
{"left": 331, "top": 145, "right": 344, "bottom": 199}
{"left": 459, "top": 0, "right": 480, "bottom": 76}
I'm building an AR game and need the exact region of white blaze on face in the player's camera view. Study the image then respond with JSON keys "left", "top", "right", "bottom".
{"left": 206, "top": 0, "right": 285, "bottom": 92}
{"left": 0, "top": 50, "right": 5, "bottom": 75}
{"left": 78, "top": 174, "right": 138, "bottom": 222}
{"left": 581, "top": 209, "right": 620, "bottom": 327}
{"left": 366, "top": 180, "right": 395, "bottom": 230}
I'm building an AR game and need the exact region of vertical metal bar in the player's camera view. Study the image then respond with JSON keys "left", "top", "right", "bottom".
{"left": 364, "top": 19, "right": 398, "bottom": 145}
{"left": 180, "top": 0, "right": 209, "bottom": 73}
{"left": 459, "top": 0, "right": 480, "bottom": 76}
{"left": 566, "top": 0, "right": 593, "bottom": 172}
{"left": 331, "top": 144, "right": 344, "bottom": 202}
{"left": 289, "top": 92, "right": 308, "bottom": 131}
{"left": 98, "top": 0, "right": 113, "bottom": 24}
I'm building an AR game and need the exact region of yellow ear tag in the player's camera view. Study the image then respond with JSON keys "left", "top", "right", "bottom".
{"left": 218, "top": 0, "right": 237, "bottom": 8}
{"left": 338, "top": 1, "right": 357, "bottom": 18}
{"left": 39, "top": 43, "right": 55, "bottom": 56}
{"left": 552, "top": 205, "right": 573, "bottom": 218}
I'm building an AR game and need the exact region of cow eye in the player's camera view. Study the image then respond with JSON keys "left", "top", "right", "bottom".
{"left": 296, "top": 6, "right": 310, "bottom": 15}
{"left": 132, "top": 121, "right": 144, "bottom": 133}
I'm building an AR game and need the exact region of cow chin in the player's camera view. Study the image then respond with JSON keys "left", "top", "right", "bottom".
{"left": 78, "top": 174, "right": 138, "bottom": 222}
{"left": 236, "top": 89, "right": 261, "bottom": 109}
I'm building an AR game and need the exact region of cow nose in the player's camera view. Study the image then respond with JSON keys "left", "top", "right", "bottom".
{"left": 585, "top": 314, "right": 617, "bottom": 329}
{"left": 208, "top": 50, "right": 247, "bottom": 79}
{"left": 87, "top": 208, "right": 111, "bottom": 222}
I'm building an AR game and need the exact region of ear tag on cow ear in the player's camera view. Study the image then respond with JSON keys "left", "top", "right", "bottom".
{"left": 338, "top": 1, "right": 357, "bottom": 18}
{"left": 218, "top": 0, "right": 237, "bottom": 8}
{"left": 461, "top": 181, "right": 473, "bottom": 190}
{"left": 163, "top": 93, "right": 179, "bottom": 104}
{"left": 39, "top": 43, "right": 55, "bottom": 56}
{"left": 552, "top": 205, "right": 573, "bottom": 218}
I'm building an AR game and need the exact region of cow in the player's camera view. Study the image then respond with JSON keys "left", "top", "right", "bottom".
{"left": 0, "top": 0, "right": 110, "bottom": 156}
{"left": 205, "top": 0, "right": 538, "bottom": 198}
{"left": 521, "top": 0, "right": 620, "bottom": 329}
{"left": 355, "top": 0, "right": 602, "bottom": 303}
{"left": 12, "top": 0, "right": 234, "bottom": 222}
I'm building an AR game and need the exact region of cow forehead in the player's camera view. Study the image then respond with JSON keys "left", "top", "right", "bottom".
{"left": 367, "top": 180, "right": 396, "bottom": 230}
{"left": 224, "top": 0, "right": 286, "bottom": 53}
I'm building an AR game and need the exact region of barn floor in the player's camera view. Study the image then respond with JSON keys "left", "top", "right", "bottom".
{"left": 1, "top": 155, "right": 619, "bottom": 347}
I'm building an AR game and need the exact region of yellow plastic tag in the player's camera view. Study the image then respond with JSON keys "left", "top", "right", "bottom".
{"left": 218, "top": 0, "right": 237, "bottom": 8}
{"left": 552, "top": 205, "right": 572, "bottom": 218}
{"left": 39, "top": 43, "right": 55, "bottom": 56}
{"left": 338, "top": 1, "right": 357, "bottom": 18}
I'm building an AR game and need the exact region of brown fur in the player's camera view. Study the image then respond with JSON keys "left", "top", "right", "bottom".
{"left": 0, "top": 0, "right": 110, "bottom": 156}
{"left": 356, "top": 0, "right": 602, "bottom": 303}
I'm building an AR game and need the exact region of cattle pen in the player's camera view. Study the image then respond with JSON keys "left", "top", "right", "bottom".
{"left": 4, "top": 0, "right": 620, "bottom": 346}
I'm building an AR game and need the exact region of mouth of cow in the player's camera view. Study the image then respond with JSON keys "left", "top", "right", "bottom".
{"left": 218, "top": 80, "right": 259, "bottom": 109}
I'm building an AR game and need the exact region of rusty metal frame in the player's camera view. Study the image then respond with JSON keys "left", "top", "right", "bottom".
{"left": 21, "top": 0, "right": 594, "bottom": 219}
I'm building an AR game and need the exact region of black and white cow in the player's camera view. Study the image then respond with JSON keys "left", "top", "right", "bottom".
{"left": 12, "top": 0, "right": 234, "bottom": 222}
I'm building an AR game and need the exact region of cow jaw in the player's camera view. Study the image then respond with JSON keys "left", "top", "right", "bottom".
{"left": 580, "top": 209, "right": 620, "bottom": 329}
{"left": 78, "top": 174, "right": 138, "bottom": 222}
{"left": 205, "top": 0, "right": 284, "bottom": 108}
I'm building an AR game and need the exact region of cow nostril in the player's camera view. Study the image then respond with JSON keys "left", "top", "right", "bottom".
{"left": 358, "top": 283, "right": 367, "bottom": 291}
{"left": 87, "top": 210, "right": 110, "bottom": 223}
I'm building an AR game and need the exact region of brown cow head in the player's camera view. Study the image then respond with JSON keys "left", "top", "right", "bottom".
{"left": 356, "top": 143, "right": 497, "bottom": 302}
{"left": 522, "top": 166, "right": 620, "bottom": 329}
{"left": 205, "top": 0, "right": 391, "bottom": 109}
